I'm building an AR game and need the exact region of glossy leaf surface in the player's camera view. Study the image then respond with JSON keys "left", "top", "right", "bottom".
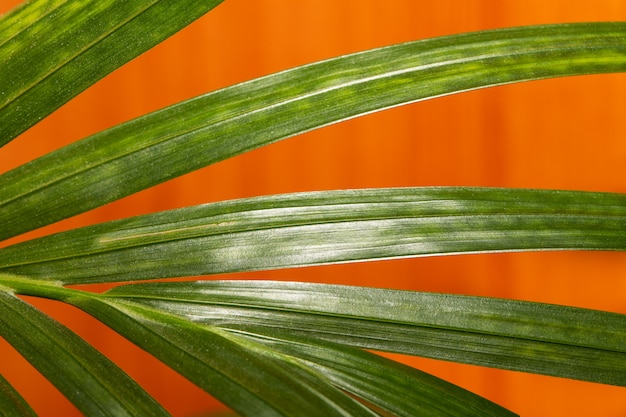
{"left": 236, "top": 332, "right": 517, "bottom": 417}
{"left": 69, "top": 296, "right": 384, "bottom": 417}
{"left": 0, "top": 187, "right": 624, "bottom": 284}
{"left": 1, "top": 23, "right": 626, "bottom": 240}
{"left": 0, "top": 273, "right": 517, "bottom": 417}
{"left": 1, "top": 1, "right": 626, "bottom": 414}
{"left": 105, "top": 280, "right": 626, "bottom": 386}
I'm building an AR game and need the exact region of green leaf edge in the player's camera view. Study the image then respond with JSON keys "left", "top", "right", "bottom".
{"left": 0, "top": 372, "right": 37, "bottom": 417}
{"left": 239, "top": 331, "right": 517, "bottom": 417}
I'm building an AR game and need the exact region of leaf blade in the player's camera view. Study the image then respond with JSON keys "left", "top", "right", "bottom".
{"left": 68, "top": 296, "right": 381, "bottom": 417}
{"left": 2, "top": 23, "right": 626, "bottom": 239}
{"left": 238, "top": 332, "right": 517, "bottom": 417}
{"left": 0, "top": 289, "right": 170, "bottom": 417}
{"left": 103, "top": 280, "right": 626, "bottom": 387}
{"left": 0, "top": 187, "right": 624, "bottom": 283}
{"left": 0, "top": 0, "right": 225, "bottom": 146}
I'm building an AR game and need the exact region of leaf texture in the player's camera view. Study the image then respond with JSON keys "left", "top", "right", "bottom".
{"left": 0, "top": 0, "right": 225, "bottom": 145}
{"left": 1, "top": 23, "right": 625, "bottom": 240}
{"left": 69, "top": 296, "right": 382, "bottom": 417}
{"left": 105, "top": 280, "right": 626, "bottom": 387}
{"left": 0, "top": 270, "right": 519, "bottom": 416}
{"left": 236, "top": 332, "right": 517, "bottom": 417}
{"left": 0, "top": 286, "right": 170, "bottom": 416}
{"left": 0, "top": 187, "right": 624, "bottom": 284}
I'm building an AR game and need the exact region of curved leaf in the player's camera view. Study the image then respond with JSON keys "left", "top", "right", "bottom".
{"left": 1, "top": 23, "right": 626, "bottom": 240}
{"left": 103, "top": 280, "right": 626, "bottom": 387}
{"left": 0, "top": 285, "right": 170, "bottom": 416}
{"left": 0, "top": 0, "right": 224, "bottom": 146}
{"left": 1, "top": 273, "right": 514, "bottom": 416}
{"left": 68, "top": 296, "right": 381, "bottom": 417}
{"left": 238, "top": 333, "right": 517, "bottom": 417}
{"left": 0, "top": 187, "right": 624, "bottom": 284}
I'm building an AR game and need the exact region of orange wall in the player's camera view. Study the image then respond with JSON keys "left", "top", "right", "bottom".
{"left": 1, "top": 1, "right": 626, "bottom": 416}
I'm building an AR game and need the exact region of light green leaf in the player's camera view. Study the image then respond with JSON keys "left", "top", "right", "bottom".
{"left": 0, "top": 287, "right": 170, "bottom": 417}
{"left": 103, "top": 280, "right": 626, "bottom": 387}
{"left": 0, "top": 0, "right": 224, "bottom": 145}
{"left": 1, "top": 187, "right": 624, "bottom": 284}
{"left": 0, "top": 373, "right": 36, "bottom": 417}
{"left": 1, "top": 23, "right": 625, "bottom": 240}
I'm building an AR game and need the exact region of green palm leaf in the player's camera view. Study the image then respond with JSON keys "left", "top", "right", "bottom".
{"left": 0, "top": 187, "right": 624, "bottom": 284}
{"left": 1, "top": 22, "right": 625, "bottom": 240}
{"left": 0, "top": 284, "right": 169, "bottom": 416}
{"left": 235, "top": 333, "right": 516, "bottom": 417}
{"left": 1, "top": 0, "right": 625, "bottom": 414}
{"left": 0, "top": 0, "right": 225, "bottom": 145}
{"left": 0, "top": 274, "right": 516, "bottom": 416}
{"left": 101, "top": 280, "right": 626, "bottom": 387}
{"left": 70, "top": 294, "right": 397, "bottom": 417}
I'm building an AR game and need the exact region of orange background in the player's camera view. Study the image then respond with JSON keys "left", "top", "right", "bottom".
{"left": 1, "top": 1, "right": 626, "bottom": 416}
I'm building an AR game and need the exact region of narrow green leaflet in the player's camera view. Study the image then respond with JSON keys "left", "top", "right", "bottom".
{"left": 1, "top": 272, "right": 515, "bottom": 416}
{"left": 238, "top": 332, "right": 517, "bottom": 417}
{"left": 103, "top": 280, "right": 626, "bottom": 387}
{"left": 0, "top": 286, "right": 170, "bottom": 417}
{"left": 0, "top": 0, "right": 225, "bottom": 145}
{"left": 0, "top": 373, "right": 36, "bottom": 417}
{"left": 0, "top": 187, "right": 624, "bottom": 284}
{"left": 67, "top": 296, "right": 381, "bottom": 417}
{"left": 2, "top": 23, "right": 626, "bottom": 240}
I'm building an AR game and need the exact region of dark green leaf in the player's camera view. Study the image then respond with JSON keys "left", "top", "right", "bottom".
{"left": 69, "top": 296, "right": 380, "bottom": 417}
{"left": 239, "top": 332, "right": 517, "bottom": 417}
{"left": 0, "top": 372, "right": 36, "bottom": 417}
{"left": 103, "top": 280, "right": 626, "bottom": 387}
{"left": 2, "top": 23, "right": 625, "bottom": 239}
{"left": 0, "top": 287, "right": 170, "bottom": 416}
{"left": 0, "top": 0, "right": 224, "bottom": 146}
{"left": 1, "top": 187, "right": 624, "bottom": 284}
